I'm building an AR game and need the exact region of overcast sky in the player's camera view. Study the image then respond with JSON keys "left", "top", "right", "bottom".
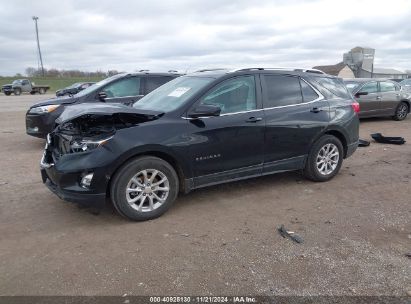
{"left": 1, "top": 0, "right": 411, "bottom": 76}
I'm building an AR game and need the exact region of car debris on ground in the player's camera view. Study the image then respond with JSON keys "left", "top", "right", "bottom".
{"left": 358, "top": 139, "right": 370, "bottom": 147}
{"left": 278, "top": 224, "right": 304, "bottom": 244}
{"left": 371, "top": 133, "right": 406, "bottom": 145}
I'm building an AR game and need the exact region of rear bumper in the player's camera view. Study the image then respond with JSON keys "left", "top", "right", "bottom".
{"left": 346, "top": 140, "right": 358, "bottom": 158}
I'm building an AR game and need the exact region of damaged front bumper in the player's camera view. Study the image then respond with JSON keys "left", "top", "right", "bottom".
{"left": 41, "top": 168, "right": 106, "bottom": 208}
{"left": 40, "top": 138, "right": 110, "bottom": 209}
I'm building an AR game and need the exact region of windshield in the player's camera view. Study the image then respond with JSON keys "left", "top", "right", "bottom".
{"left": 12, "top": 80, "right": 22, "bottom": 85}
{"left": 344, "top": 81, "right": 361, "bottom": 92}
{"left": 74, "top": 74, "right": 125, "bottom": 97}
{"left": 133, "top": 76, "right": 214, "bottom": 112}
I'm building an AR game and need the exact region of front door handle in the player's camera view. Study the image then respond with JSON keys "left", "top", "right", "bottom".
{"left": 310, "top": 107, "right": 323, "bottom": 113}
{"left": 246, "top": 117, "right": 263, "bottom": 123}
{"left": 376, "top": 96, "right": 382, "bottom": 100}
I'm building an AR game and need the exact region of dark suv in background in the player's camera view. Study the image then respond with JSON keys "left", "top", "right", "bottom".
{"left": 40, "top": 68, "right": 359, "bottom": 221}
{"left": 26, "top": 71, "right": 181, "bottom": 138}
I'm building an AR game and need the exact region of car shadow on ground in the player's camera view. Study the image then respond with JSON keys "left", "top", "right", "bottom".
{"left": 88, "top": 170, "right": 305, "bottom": 223}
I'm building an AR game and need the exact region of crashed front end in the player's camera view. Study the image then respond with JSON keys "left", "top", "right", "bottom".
{"left": 40, "top": 110, "right": 161, "bottom": 209}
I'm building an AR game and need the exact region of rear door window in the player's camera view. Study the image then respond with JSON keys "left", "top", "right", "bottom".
{"left": 379, "top": 81, "right": 396, "bottom": 92}
{"left": 262, "top": 75, "right": 302, "bottom": 107}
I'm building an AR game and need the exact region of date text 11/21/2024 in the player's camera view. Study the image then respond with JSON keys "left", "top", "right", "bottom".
{"left": 149, "top": 296, "right": 257, "bottom": 303}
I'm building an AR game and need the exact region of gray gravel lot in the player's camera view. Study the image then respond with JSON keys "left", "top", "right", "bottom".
{"left": 0, "top": 93, "right": 410, "bottom": 296}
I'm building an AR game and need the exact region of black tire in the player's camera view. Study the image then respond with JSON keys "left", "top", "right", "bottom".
{"left": 30, "top": 91, "right": 36, "bottom": 95}
{"left": 304, "top": 135, "right": 344, "bottom": 182}
{"left": 13, "top": 88, "right": 21, "bottom": 96}
{"left": 4, "top": 92, "right": 11, "bottom": 96}
{"left": 39, "top": 88, "right": 45, "bottom": 94}
{"left": 110, "top": 156, "right": 179, "bottom": 221}
{"left": 392, "top": 102, "right": 409, "bottom": 121}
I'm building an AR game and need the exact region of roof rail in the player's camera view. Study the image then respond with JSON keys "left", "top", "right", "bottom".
{"left": 294, "top": 68, "right": 325, "bottom": 74}
{"left": 231, "top": 67, "right": 325, "bottom": 74}
{"left": 138, "top": 69, "right": 150, "bottom": 73}
{"left": 168, "top": 70, "right": 179, "bottom": 73}
{"left": 194, "top": 68, "right": 228, "bottom": 73}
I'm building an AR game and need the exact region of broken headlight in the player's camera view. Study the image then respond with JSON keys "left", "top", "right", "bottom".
{"left": 70, "top": 136, "right": 113, "bottom": 153}
{"left": 29, "top": 105, "right": 60, "bottom": 114}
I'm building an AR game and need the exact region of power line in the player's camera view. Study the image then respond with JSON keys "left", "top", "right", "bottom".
{"left": 32, "top": 16, "right": 45, "bottom": 76}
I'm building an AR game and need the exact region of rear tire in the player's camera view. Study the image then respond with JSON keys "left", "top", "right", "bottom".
{"left": 392, "top": 102, "right": 408, "bottom": 121}
{"left": 13, "top": 88, "right": 21, "bottom": 96}
{"left": 110, "top": 156, "right": 179, "bottom": 221}
{"left": 304, "top": 135, "right": 343, "bottom": 182}
{"left": 39, "top": 88, "right": 45, "bottom": 94}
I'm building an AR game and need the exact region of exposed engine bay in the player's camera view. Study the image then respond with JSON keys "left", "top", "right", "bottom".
{"left": 50, "top": 112, "right": 161, "bottom": 156}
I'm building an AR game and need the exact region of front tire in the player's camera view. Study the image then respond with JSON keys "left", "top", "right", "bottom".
{"left": 110, "top": 156, "right": 179, "bottom": 221}
{"left": 392, "top": 102, "right": 409, "bottom": 121}
{"left": 13, "top": 88, "right": 21, "bottom": 95}
{"left": 4, "top": 92, "right": 11, "bottom": 96}
{"left": 304, "top": 135, "right": 343, "bottom": 182}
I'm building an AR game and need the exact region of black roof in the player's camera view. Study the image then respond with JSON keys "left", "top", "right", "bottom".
{"left": 123, "top": 71, "right": 183, "bottom": 77}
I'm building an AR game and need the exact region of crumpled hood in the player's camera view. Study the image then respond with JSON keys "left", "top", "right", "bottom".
{"left": 30, "top": 95, "right": 79, "bottom": 108}
{"left": 56, "top": 102, "right": 163, "bottom": 124}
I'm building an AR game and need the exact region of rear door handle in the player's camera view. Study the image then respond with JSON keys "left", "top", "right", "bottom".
{"left": 310, "top": 107, "right": 323, "bottom": 113}
{"left": 246, "top": 117, "right": 263, "bottom": 123}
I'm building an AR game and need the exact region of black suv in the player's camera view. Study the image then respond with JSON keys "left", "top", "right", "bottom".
{"left": 26, "top": 71, "right": 181, "bottom": 138}
{"left": 40, "top": 68, "right": 360, "bottom": 221}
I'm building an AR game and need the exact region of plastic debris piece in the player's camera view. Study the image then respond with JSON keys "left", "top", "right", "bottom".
{"left": 278, "top": 224, "right": 304, "bottom": 244}
{"left": 371, "top": 133, "right": 406, "bottom": 145}
{"left": 358, "top": 139, "right": 370, "bottom": 147}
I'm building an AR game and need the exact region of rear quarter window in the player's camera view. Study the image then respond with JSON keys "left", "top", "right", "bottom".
{"left": 300, "top": 79, "right": 319, "bottom": 102}
{"left": 312, "top": 77, "right": 351, "bottom": 99}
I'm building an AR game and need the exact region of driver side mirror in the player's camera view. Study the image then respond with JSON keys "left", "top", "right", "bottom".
{"left": 355, "top": 91, "right": 368, "bottom": 98}
{"left": 187, "top": 104, "right": 221, "bottom": 119}
{"left": 98, "top": 91, "right": 107, "bottom": 101}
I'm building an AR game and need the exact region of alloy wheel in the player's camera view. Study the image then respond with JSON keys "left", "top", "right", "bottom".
{"left": 125, "top": 169, "right": 170, "bottom": 212}
{"left": 316, "top": 143, "right": 340, "bottom": 176}
{"left": 397, "top": 104, "right": 408, "bottom": 119}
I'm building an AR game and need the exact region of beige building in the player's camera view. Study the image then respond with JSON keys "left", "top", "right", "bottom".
{"left": 312, "top": 62, "right": 355, "bottom": 78}
{"left": 313, "top": 47, "right": 408, "bottom": 79}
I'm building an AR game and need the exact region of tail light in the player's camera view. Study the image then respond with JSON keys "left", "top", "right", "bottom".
{"left": 351, "top": 101, "right": 360, "bottom": 113}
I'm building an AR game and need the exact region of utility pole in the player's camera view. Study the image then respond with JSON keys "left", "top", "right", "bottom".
{"left": 32, "top": 16, "right": 45, "bottom": 76}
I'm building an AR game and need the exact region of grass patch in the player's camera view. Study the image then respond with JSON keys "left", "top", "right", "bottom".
{"left": 0, "top": 76, "right": 104, "bottom": 93}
